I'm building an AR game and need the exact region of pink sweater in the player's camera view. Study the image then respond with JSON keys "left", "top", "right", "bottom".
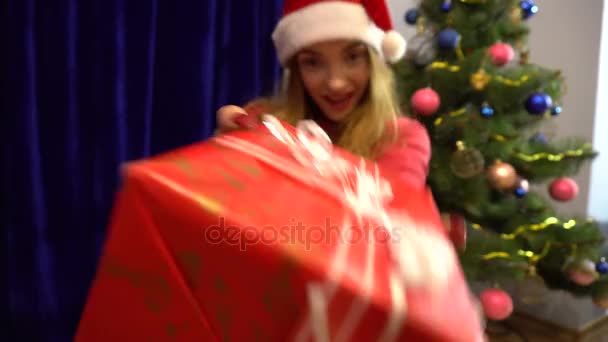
{"left": 375, "top": 117, "right": 431, "bottom": 189}
{"left": 243, "top": 103, "right": 431, "bottom": 189}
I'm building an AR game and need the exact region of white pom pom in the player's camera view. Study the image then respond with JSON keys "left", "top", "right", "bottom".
{"left": 382, "top": 30, "right": 406, "bottom": 63}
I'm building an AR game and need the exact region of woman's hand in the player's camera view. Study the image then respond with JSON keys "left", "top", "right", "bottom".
{"left": 215, "top": 105, "right": 257, "bottom": 133}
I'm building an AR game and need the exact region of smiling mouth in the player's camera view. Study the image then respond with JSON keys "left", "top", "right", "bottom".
{"left": 323, "top": 93, "right": 354, "bottom": 112}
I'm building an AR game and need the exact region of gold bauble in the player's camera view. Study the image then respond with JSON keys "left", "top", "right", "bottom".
{"left": 470, "top": 70, "right": 491, "bottom": 91}
{"left": 510, "top": 6, "right": 523, "bottom": 23}
{"left": 450, "top": 142, "right": 485, "bottom": 178}
{"left": 486, "top": 161, "right": 517, "bottom": 190}
{"left": 519, "top": 50, "right": 530, "bottom": 65}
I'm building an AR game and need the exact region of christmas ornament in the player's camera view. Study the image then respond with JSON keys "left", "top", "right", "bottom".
{"left": 441, "top": 0, "right": 453, "bottom": 12}
{"left": 480, "top": 102, "right": 494, "bottom": 118}
{"left": 488, "top": 43, "right": 515, "bottom": 66}
{"left": 487, "top": 161, "right": 517, "bottom": 191}
{"left": 531, "top": 133, "right": 548, "bottom": 144}
{"left": 405, "top": 9, "right": 419, "bottom": 25}
{"left": 480, "top": 288, "right": 513, "bottom": 321}
{"left": 549, "top": 177, "right": 578, "bottom": 202}
{"left": 411, "top": 88, "right": 441, "bottom": 116}
{"left": 510, "top": 5, "right": 523, "bottom": 23}
{"left": 470, "top": 69, "right": 491, "bottom": 91}
{"left": 596, "top": 258, "right": 608, "bottom": 275}
{"left": 519, "top": 50, "right": 530, "bottom": 65}
{"left": 441, "top": 212, "right": 466, "bottom": 250}
{"left": 450, "top": 141, "right": 485, "bottom": 178}
{"left": 406, "top": 30, "right": 437, "bottom": 67}
{"left": 513, "top": 179, "right": 529, "bottom": 198}
{"left": 551, "top": 106, "right": 562, "bottom": 116}
{"left": 566, "top": 259, "right": 598, "bottom": 286}
{"left": 520, "top": 0, "right": 539, "bottom": 20}
{"left": 437, "top": 28, "right": 461, "bottom": 50}
{"left": 525, "top": 92, "right": 553, "bottom": 115}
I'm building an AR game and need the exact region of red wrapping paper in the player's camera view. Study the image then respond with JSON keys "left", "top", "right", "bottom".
{"left": 76, "top": 118, "right": 485, "bottom": 341}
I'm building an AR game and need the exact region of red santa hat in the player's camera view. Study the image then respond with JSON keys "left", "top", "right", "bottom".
{"left": 272, "top": 0, "right": 407, "bottom": 66}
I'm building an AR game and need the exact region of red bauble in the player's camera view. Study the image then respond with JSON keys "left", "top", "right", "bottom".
{"left": 411, "top": 88, "right": 440, "bottom": 116}
{"left": 568, "top": 270, "right": 597, "bottom": 286}
{"left": 480, "top": 288, "right": 513, "bottom": 321}
{"left": 488, "top": 43, "right": 515, "bottom": 66}
{"left": 549, "top": 177, "right": 579, "bottom": 201}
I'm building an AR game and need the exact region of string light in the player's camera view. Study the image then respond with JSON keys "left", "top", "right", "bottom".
{"left": 492, "top": 74, "right": 530, "bottom": 86}
{"left": 433, "top": 107, "right": 467, "bottom": 126}
{"left": 514, "top": 144, "right": 593, "bottom": 162}
{"left": 428, "top": 61, "right": 532, "bottom": 87}
{"left": 429, "top": 61, "right": 460, "bottom": 72}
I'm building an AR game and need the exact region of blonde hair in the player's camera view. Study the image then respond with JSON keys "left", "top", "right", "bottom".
{"left": 249, "top": 47, "right": 401, "bottom": 159}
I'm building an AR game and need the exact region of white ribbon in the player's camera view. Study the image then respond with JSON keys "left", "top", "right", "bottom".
{"left": 214, "top": 114, "right": 458, "bottom": 341}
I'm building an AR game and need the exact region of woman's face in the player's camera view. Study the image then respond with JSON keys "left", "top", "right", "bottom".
{"left": 296, "top": 40, "right": 371, "bottom": 122}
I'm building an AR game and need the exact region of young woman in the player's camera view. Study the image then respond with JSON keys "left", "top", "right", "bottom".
{"left": 216, "top": 0, "right": 431, "bottom": 188}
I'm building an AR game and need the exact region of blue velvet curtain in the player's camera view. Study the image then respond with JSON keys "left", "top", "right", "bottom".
{"left": 2, "top": 0, "right": 283, "bottom": 340}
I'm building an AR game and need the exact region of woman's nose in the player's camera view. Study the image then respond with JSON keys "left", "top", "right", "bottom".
{"left": 327, "top": 70, "right": 348, "bottom": 92}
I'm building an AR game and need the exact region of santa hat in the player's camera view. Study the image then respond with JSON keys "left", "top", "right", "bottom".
{"left": 272, "top": 0, "right": 407, "bottom": 66}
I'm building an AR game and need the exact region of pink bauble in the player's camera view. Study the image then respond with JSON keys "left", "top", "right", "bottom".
{"left": 549, "top": 177, "right": 579, "bottom": 201}
{"left": 411, "top": 88, "right": 440, "bottom": 116}
{"left": 568, "top": 270, "right": 597, "bottom": 286}
{"left": 480, "top": 288, "right": 513, "bottom": 321}
{"left": 488, "top": 43, "right": 515, "bottom": 66}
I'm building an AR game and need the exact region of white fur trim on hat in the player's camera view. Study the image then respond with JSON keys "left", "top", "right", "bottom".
{"left": 272, "top": 2, "right": 405, "bottom": 65}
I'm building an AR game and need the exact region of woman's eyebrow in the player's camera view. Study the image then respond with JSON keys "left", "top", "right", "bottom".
{"left": 344, "top": 42, "right": 366, "bottom": 53}
{"left": 299, "top": 49, "right": 318, "bottom": 56}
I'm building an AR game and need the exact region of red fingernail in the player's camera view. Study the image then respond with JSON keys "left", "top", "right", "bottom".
{"left": 233, "top": 114, "right": 257, "bottom": 129}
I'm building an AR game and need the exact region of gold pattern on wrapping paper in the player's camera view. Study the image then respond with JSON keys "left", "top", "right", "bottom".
{"left": 217, "top": 308, "right": 232, "bottom": 341}
{"left": 176, "top": 251, "right": 203, "bottom": 289}
{"left": 262, "top": 257, "right": 298, "bottom": 316}
{"left": 226, "top": 158, "right": 263, "bottom": 178}
{"left": 165, "top": 322, "right": 191, "bottom": 339}
{"left": 211, "top": 277, "right": 233, "bottom": 340}
{"left": 103, "top": 255, "right": 171, "bottom": 313}
{"left": 218, "top": 167, "right": 247, "bottom": 191}
{"left": 239, "top": 207, "right": 259, "bottom": 221}
{"left": 214, "top": 277, "right": 230, "bottom": 294}
{"left": 172, "top": 156, "right": 194, "bottom": 177}
{"left": 254, "top": 326, "right": 272, "bottom": 342}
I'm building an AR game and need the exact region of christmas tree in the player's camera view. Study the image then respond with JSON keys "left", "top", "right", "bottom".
{"left": 393, "top": 0, "right": 608, "bottom": 319}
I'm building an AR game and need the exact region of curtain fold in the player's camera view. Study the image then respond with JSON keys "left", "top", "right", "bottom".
{"left": 2, "top": 1, "right": 283, "bottom": 340}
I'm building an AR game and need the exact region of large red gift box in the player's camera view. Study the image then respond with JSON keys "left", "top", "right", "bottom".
{"left": 76, "top": 116, "right": 485, "bottom": 341}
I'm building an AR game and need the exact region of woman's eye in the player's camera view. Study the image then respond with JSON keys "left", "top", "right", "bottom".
{"left": 300, "top": 58, "right": 319, "bottom": 68}
{"left": 346, "top": 51, "right": 364, "bottom": 63}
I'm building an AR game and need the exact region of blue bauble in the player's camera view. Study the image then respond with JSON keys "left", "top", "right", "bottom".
{"left": 480, "top": 104, "right": 494, "bottom": 118}
{"left": 405, "top": 9, "right": 419, "bottom": 25}
{"left": 531, "top": 133, "right": 548, "bottom": 144}
{"left": 441, "top": 1, "right": 453, "bottom": 12}
{"left": 437, "top": 28, "right": 460, "bottom": 50}
{"left": 520, "top": 1, "right": 539, "bottom": 19}
{"left": 597, "top": 259, "right": 608, "bottom": 275}
{"left": 551, "top": 106, "right": 562, "bottom": 116}
{"left": 525, "top": 92, "right": 552, "bottom": 115}
{"left": 514, "top": 187, "right": 528, "bottom": 198}
{"left": 520, "top": 0, "right": 534, "bottom": 11}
